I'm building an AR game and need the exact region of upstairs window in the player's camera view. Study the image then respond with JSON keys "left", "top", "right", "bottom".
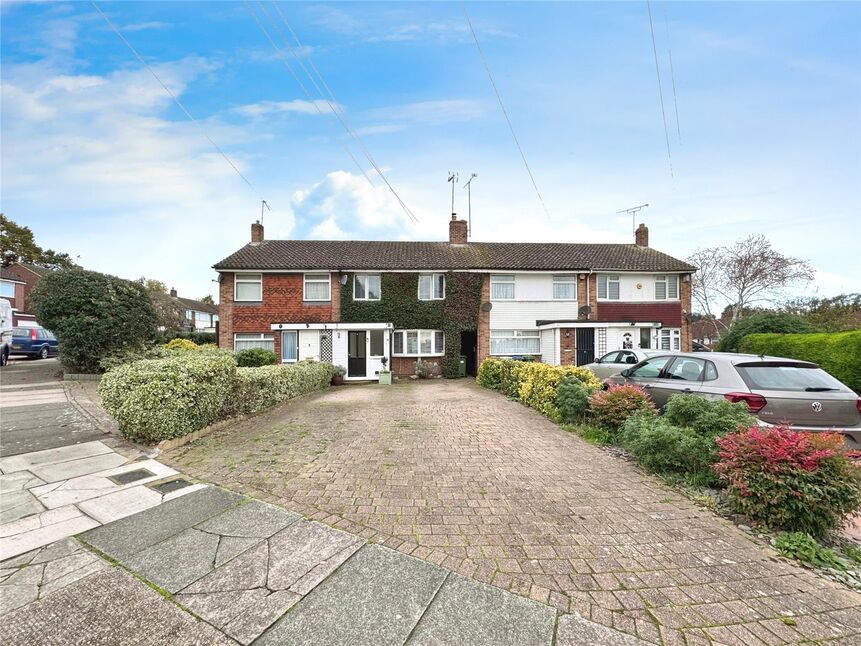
{"left": 655, "top": 275, "right": 679, "bottom": 300}
{"left": 234, "top": 273, "right": 262, "bottom": 301}
{"left": 304, "top": 273, "right": 331, "bottom": 301}
{"left": 354, "top": 274, "right": 381, "bottom": 301}
{"left": 0, "top": 281, "right": 15, "bottom": 298}
{"left": 597, "top": 274, "right": 620, "bottom": 300}
{"left": 418, "top": 273, "right": 445, "bottom": 300}
{"left": 552, "top": 275, "right": 577, "bottom": 300}
{"left": 490, "top": 274, "right": 515, "bottom": 300}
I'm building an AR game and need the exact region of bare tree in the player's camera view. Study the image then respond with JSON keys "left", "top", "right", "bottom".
{"left": 687, "top": 235, "right": 814, "bottom": 327}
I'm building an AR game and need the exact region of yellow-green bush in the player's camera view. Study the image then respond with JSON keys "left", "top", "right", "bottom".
{"left": 164, "top": 338, "right": 200, "bottom": 352}
{"left": 477, "top": 358, "right": 601, "bottom": 421}
{"left": 227, "top": 361, "right": 335, "bottom": 415}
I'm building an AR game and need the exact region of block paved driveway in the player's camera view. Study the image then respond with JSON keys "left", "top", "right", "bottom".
{"left": 166, "top": 380, "right": 861, "bottom": 645}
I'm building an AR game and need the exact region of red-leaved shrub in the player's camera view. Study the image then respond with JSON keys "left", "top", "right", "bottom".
{"left": 714, "top": 426, "right": 861, "bottom": 537}
{"left": 588, "top": 384, "right": 657, "bottom": 433}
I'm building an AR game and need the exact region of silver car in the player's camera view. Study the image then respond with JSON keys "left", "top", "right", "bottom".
{"left": 582, "top": 349, "right": 661, "bottom": 380}
{"left": 606, "top": 352, "right": 861, "bottom": 445}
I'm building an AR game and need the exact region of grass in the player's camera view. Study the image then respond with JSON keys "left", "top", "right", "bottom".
{"left": 561, "top": 423, "right": 612, "bottom": 445}
{"left": 772, "top": 532, "right": 850, "bottom": 571}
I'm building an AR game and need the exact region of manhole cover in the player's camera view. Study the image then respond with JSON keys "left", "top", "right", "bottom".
{"left": 150, "top": 478, "right": 193, "bottom": 494}
{"left": 108, "top": 468, "right": 155, "bottom": 485}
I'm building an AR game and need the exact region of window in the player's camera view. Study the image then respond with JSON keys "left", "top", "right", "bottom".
{"left": 303, "top": 273, "right": 331, "bottom": 301}
{"left": 598, "top": 351, "right": 621, "bottom": 364}
{"left": 418, "top": 273, "right": 445, "bottom": 300}
{"left": 195, "top": 311, "right": 210, "bottom": 323}
{"left": 490, "top": 330, "right": 540, "bottom": 355}
{"left": 735, "top": 363, "right": 846, "bottom": 392}
{"left": 597, "top": 274, "right": 620, "bottom": 300}
{"left": 370, "top": 330, "right": 384, "bottom": 356}
{"left": 1, "top": 281, "right": 15, "bottom": 298}
{"left": 235, "top": 273, "right": 262, "bottom": 301}
{"left": 282, "top": 331, "right": 297, "bottom": 362}
{"left": 655, "top": 275, "right": 679, "bottom": 300}
{"left": 234, "top": 333, "right": 274, "bottom": 352}
{"left": 354, "top": 274, "right": 381, "bottom": 300}
{"left": 392, "top": 329, "right": 444, "bottom": 356}
{"left": 629, "top": 356, "right": 673, "bottom": 379}
{"left": 490, "top": 274, "right": 515, "bottom": 300}
{"left": 660, "top": 328, "right": 681, "bottom": 351}
{"left": 666, "top": 357, "right": 706, "bottom": 381}
{"left": 553, "top": 275, "right": 577, "bottom": 300}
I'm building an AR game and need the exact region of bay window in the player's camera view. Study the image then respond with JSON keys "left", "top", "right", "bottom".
{"left": 552, "top": 275, "right": 577, "bottom": 300}
{"left": 597, "top": 274, "right": 620, "bottom": 300}
{"left": 392, "top": 329, "right": 444, "bottom": 356}
{"left": 234, "top": 333, "right": 274, "bottom": 352}
{"left": 304, "top": 273, "right": 331, "bottom": 301}
{"left": 490, "top": 274, "right": 515, "bottom": 300}
{"left": 234, "top": 273, "right": 262, "bottom": 301}
{"left": 354, "top": 273, "right": 381, "bottom": 301}
{"left": 654, "top": 275, "right": 679, "bottom": 300}
{"left": 490, "top": 330, "right": 540, "bottom": 355}
{"left": 418, "top": 273, "right": 445, "bottom": 300}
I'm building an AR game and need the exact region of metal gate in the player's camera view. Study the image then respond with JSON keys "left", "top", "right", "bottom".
{"left": 575, "top": 328, "right": 595, "bottom": 366}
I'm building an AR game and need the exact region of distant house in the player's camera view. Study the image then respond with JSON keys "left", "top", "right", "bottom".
{"left": 169, "top": 289, "right": 219, "bottom": 333}
{"left": 0, "top": 263, "right": 51, "bottom": 326}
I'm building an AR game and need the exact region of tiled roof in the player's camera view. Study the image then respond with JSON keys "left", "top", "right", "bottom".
{"left": 213, "top": 240, "right": 695, "bottom": 273}
{"left": 174, "top": 296, "right": 218, "bottom": 314}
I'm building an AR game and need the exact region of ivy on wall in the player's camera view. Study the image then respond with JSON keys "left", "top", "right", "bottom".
{"left": 340, "top": 272, "right": 483, "bottom": 377}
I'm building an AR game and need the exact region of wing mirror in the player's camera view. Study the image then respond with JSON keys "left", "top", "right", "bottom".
{"left": 594, "top": 358, "right": 602, "bottom": 364}
{"left": 620, "top": 368, "right": 631, "bottom": 378}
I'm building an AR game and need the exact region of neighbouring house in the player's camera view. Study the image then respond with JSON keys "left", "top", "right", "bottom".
{"left": 168, "top": 289, "right": 219, "bottom": 333}
{"left": 0, "top": 262, "right": 50, "bottom": 326}
{"left": 214, "top": 218, "right": 695, "bottom": 381}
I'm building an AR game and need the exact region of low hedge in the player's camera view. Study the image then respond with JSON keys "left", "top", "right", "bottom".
{"left": 228, "top": 361, "right": 335, "bottom": 415}
{"left": 739, "top": 330, "right": 861, "bottom": 392}
{"left": 236, "top": 348, "right": 278, "bottom": 367}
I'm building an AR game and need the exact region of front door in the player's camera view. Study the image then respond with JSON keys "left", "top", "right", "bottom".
{"left": 348, "top": 331, "right": 367, "bottom": 378}
{"left": 460, "top": 330, "right": 477, "bottom": 376}
{"left": 575, "top": 328, "right": 595, "bottom": 366}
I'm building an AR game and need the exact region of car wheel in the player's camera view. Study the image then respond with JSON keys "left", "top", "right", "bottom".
{"left": 0, "top": 348, "right": 8, "bottom": 367}
{"left": 39, "top": 346, "right": 49, "bottom": 360}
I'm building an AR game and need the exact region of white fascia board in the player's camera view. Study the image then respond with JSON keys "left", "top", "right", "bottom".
{"left": 270, "top": 322, "right": 393, "bottom": 331}
{"left": 220, "top": 268, "right": 688, "bottom": 275}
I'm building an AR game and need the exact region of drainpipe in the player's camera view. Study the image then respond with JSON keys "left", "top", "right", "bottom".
{"left": 585, "top": 269, "right": 593, "bottom": 320}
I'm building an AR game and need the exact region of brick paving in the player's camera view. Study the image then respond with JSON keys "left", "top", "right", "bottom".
{"left": 165, "top": 380, "right": 861, "bottom": 644}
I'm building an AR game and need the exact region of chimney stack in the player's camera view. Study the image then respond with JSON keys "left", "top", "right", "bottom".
{"left": 251, "top": 220, "right": 264, "bottom": 244}
{"left": 449, "top": 215, "right": 468, "bottom": 245}
{"left": 169, "top": 288, "right": 177, "bottom": 298}
{"left": 635, "top": 223, "right": 649, "bottom": 247}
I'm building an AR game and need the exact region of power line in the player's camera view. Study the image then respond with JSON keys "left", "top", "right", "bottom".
{"left": 663, "top": 5, "right": 682, "bottom": 143}
{"left": 461, "top": 3, "right": 550, "bottom": 218}
{"left": 646, "top": 0, "right": 673, "bottom": 178}
{"left": 91, "top": 1, "right": 259, "bottom": 194}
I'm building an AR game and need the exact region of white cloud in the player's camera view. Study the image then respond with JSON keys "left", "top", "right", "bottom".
{"left": 232, "top": 99, "right": 337, "bottom": 118}
{"left": 121, "top": 21, "right": 170, "bottom": 32}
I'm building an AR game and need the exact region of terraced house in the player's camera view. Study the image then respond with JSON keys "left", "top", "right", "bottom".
{"left": 214, "top": 217, "right": 696, "bottom": 380}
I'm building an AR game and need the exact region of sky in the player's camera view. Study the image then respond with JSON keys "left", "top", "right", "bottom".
{"left": 1, "top": 1, "right": 859, "bottom": 304}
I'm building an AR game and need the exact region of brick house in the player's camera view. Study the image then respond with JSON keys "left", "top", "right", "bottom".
{"left": 214, "top": 218, "right": 696, "bottom": 380}
{"left": 0, "top": 263, "right": 50, "bottom": 326}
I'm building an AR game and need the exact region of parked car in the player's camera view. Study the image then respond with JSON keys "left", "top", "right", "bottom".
{"left": 0, "top": 299, "right": 11, "bottom": 367}
{"left": 692, "top": 341, "right": 712, "bottom": 352}
{"left": 582, "top": 349, "right": 661, "bottom": 380}
{"left": 10, "top": 326, "right": 59, "bottom": 359}
{"left": 605, "top": 352, "right": 861, "bottom": 444}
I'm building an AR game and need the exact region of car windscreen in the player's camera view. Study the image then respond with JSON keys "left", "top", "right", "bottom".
{"left": 735, "top": 363, "right": 848, "bottom": 392}
{"left": 12, "top": 327, "right": 31, "bottom": 337}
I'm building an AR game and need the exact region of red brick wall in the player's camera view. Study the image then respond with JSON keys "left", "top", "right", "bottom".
{"left": 680, "top": 277, "right": 692, "bottom": 352}
{"left": 560, "top": 328, "right": 576, "bottom": 365}
{"left": 1, "top": 264, "right": 42, "bottom": 312}
{"left": 390, "top": 356, "right": 443, "bottom": 377}
{"left": 575, "top": 274, "right": 598, "bottom": 319}
{"left": 476, "top": 274, "right": 490, "bottom": 366}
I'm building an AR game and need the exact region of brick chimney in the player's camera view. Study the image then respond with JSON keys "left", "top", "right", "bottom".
{"left": 169, "top": 288, "right": 177, "bottom": 298}
{"left": 635, "top": 223, "right": 649, "bottom": 247}
{"left": 449, "top": 215, "right": 468, "bottom": 245}
{"left": 251, "top": 220, "right": 264, "bottom": 244}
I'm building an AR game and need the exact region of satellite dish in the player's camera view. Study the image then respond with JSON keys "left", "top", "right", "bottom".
{"left": 340, "top": 274, "right": 349, "bottom": 286}
{"left": 480, "top": 302, "right": 493, "bottom": 312}
{"left": 578, "top": 305, "right": 591, "bottom": 318}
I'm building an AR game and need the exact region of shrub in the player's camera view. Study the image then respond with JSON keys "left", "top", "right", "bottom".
{"left": 236, "top": 348, "right": 277, "bottom": 367}
{"left": 415, "top": 360, "right": 440, "bottom": 379}
{"left": 99, "top": 346, "right": 167, "bottom": 372}
{"left": 164, "top": 338, "right": 200, "bottom": 352}
{"left": 662, "top": 395, "right": 754, "bottom": 437}
{"left": 556, "top": 377, "right": 601, "bottom": 423}
{"left": 714, "top": 427, "right": 861, "bottom": 537}
{"left": 159, "top": 331, "right": 217, "bottom": 345}
{"left": 228, "top": 361, "right": 334, "bottom": 415}
{"left": 476, "top": 357, "right": 506, "bottom": 391}
{"left": 739, "top": 330, "right": 861, "bottom": 392}
{"left": 717, "top": 313, "right": 814, "bottom": 352}
{"left": 30, "top": 269, "right": 157, "bottom": 373}
{"left": 772, "top": 532, "right": 849, "bottom": 571}
{"left": 99, "top": 350, "right": 236, "bottom": 442}
{"left": 588, "top": 384, "right": 657, "bottom": 430}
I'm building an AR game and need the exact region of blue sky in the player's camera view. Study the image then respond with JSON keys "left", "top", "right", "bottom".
{"left": 2, "top": 1, "right": 859, "bottom": 303}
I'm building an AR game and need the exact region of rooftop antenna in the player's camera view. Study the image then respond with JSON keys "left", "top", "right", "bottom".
{"left": 447, "top": 172, "right": 458, "bottom": 216}
{"left": 464, "top": 173, "right": 477, "bottom": 238}
{"left": 616, "top": 203, "right": 649, "bottom": 235}
{"left": 260, "top": 199, "right": 271, "bottom": 225}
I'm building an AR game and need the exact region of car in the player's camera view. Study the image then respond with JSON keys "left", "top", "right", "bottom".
{"left": 0, "top": 299, "right": 11, "bottom": 367}
{"left": 605, "top": 352, "right": 861, "bottom": 445}
{"left": 10, "top": 326, "right": 59, "bottom": 359}
{"left": 581, "top": 349, "right": 662, "bottom": 380}
{"left": 692, "top": 341, "right": 712, "bottom": 352}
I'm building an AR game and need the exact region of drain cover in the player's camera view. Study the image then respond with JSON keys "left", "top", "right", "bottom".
{"left": 108, "top": 468, "right": 155, "bottom": 485}
{"left": 150, "top": 478, "right": 193, "bottom": 494}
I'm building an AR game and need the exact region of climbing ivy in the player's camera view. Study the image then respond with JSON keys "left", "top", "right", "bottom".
{"left": 340, "top": 272, "right": 483, "bottom": 377}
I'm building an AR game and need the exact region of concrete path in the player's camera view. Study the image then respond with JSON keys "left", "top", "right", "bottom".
{"left": 1, "top": 486, "right": 645, "bottom": 645}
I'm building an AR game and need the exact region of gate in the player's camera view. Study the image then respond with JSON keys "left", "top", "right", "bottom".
{"left": 575, "top": 328, "right": 595, "bottom": 366}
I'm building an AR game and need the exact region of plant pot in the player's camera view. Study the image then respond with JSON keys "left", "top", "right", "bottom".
{"left": 331, "top": 374, "right": 344, "bottom": 386}
{"left": 378, "top": 371, "right": 392, "bottom": 385}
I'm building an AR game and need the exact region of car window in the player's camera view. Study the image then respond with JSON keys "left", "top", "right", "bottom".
{"left": 629, "top": 356, "right": 673, "bottom": 379}
{"left": 735, "top": 364, "right": 847, "bottom": 392}
{"left": 666, "top": 357, "right": 706, "bottom": 381}
{"left": 37, "top": 329, "right": 47, "bottom": 340}
{"left": 46, "top": 330, "right": 56, "bottom": 340}
{"left": 599, "top": 352, "right": 620, "bottom": 363}
{"left": 704, "top": 361, "right": 718, "bottom": 381}
{"left": 621, "top": 352, "right": 639, "bottom": 364}
{"left": 12, "top": 327, "right": 29, "bottom": 337}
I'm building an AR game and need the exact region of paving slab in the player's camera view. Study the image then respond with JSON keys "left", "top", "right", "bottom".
{"left": 0, "top": 441, "right": 113, "bottom": 473}
{"left": 257, "top": 544, "right": 448, "bottom": 646}
{"left": 555, "top": 613, "right": 650, "bottom": 646}
{"left": 0, "top": 489, "right": 45, "bottom": 524}
{"left": 0, "top": 505, "right": 99, "bottom": 560}
{"left": 78, "top": 486, "right": 243, "bottom": 560}
{"left": 0, "top": 404, "right": 104, "bottom": 458}
{"left": 0, "top": 471, "right": 46, "bottom": 493}
{"left": 125, "top": 528, "right": 222, "bottom": 593}
{"left": 77, "top": 485, "right": 164, "bottom": 524}
{"left": 27, "top": 451, "right": 129, "bottom": 485}
{"left": 408, "top": 572, "right": 556, "bottom": 645}
{"left": 0, "top": 566, "right": 233, "bottom": 646}
{"left": 196, "top": 499, "right": 301, "bottom": 538}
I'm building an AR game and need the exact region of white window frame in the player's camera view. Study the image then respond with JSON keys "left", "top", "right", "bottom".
{"left": 597, "top": 274, "right": 620, "bottom": 300}
{"left": 233, "top": 333, "right": 275, "bottom": 352}
{"left": 0, "top": 281, "right": 15, "bottom": 298}
{"left": 654, "top": 275, "right": 679, "bottom": 300}
{"left": 391, "top": 329, "right": 445, "bottom": 357}
{"left": 353, "top": 273, "right": 382, "bottom": 301}
{"left": 489, "top": 330, "right": 541, "bottom": 356}
{"left": 552, "top": 275, "right": 577, "bottom": 300}
{"left": 660, "top": 328, "right": 681, "bottom": 351}
{"left": 418, "top": 273, "right": 446, "bottom": 301}
{"left": 490, "top": 274, "right": 515, "bottom": 300}
{"left": 303, "top": 273, "right": 331, "bottom": 301}
{"left": 234, "top": 273, "right": 262, "bottom": 302}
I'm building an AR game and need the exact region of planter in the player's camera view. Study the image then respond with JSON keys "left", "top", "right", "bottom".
{"left": 378, "top": 371, "right": 392, "bottom": 385}
{"left": 331, "top": 374, "right": 345, "bottom": 386}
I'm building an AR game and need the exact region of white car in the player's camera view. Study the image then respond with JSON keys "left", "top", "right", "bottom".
{"left": 0, "top": 299, "right": 12, "bottom": 367}
{"left": 581, "top": 349, "right": 661, "bottom": 380}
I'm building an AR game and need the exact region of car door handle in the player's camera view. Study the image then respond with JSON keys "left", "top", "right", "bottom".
{"left": 681, "top": 388, "right": 693, "bottom": 394}
{"left": 643, "top": 384, "right": 654, "bottom": 389}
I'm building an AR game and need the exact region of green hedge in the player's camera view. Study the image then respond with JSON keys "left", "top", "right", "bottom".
{"left": 228, "top": 361, "right": 335, "bottom": 415}
{"left": 717, "top": 313, "right": 814, "bottom": 352}
{"left": 739, "top": 330, "right": 861, "bottom": 392}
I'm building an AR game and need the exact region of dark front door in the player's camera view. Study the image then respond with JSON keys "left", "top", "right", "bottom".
{"left": 575, "top": 328, "right": 595, "bottom": 366}
{"left": 460, "top": 330, "right": 477, "bottom": 376}
{"left": 348, "top": 331, "right": 366, "bottom": 377}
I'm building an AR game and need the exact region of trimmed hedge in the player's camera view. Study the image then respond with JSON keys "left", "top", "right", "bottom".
{"left": 717, "top": 313, "right": 814, "bottom": 352}
{"left": 228, "top": 361, "right": 335, "bottom": 415}
{"left": 236, "top": 348, "right": 277, "bottom": 367}
{"left": 739, "top": 330, "right": 861, "bottom": 392}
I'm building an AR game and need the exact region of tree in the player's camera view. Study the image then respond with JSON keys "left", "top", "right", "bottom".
{"left": 137, "top": 277, "right": 184, "bottom": 334}
{"left": 1, "top": 214, "right": 79, "bottom": 269}
{"left": 199, "top": 294, "right": 215, "bottom": 305}
{"left": 717, "top": 313, "right": 814, "bottom": 352}
{"left": 781, "top": 293, "right": 861, "bottom": 332}
{"left": 688, "top": 235, "right": 814, "bottom": 327}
